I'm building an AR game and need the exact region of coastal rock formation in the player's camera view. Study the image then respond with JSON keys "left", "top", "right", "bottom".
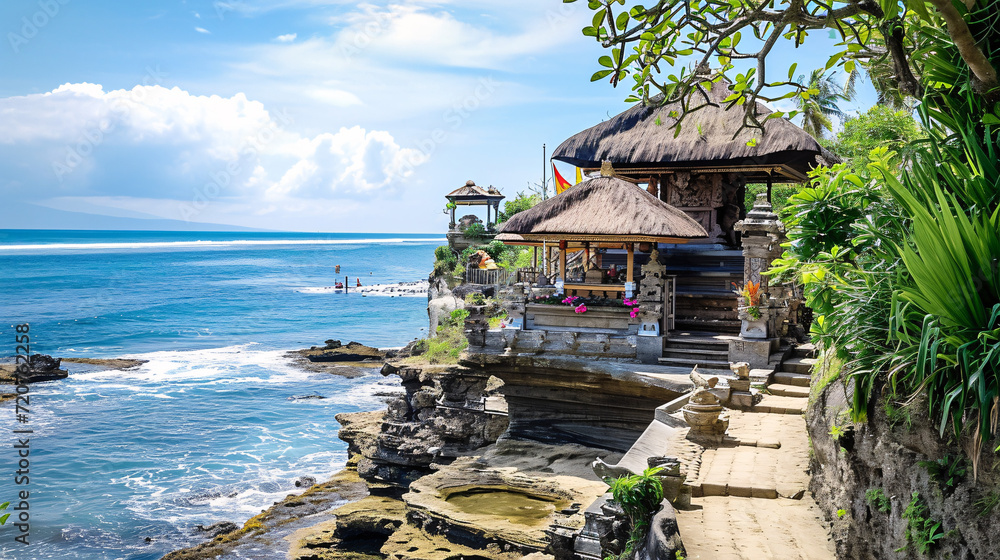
{"left": 163, "top": 467, "right": 369, "bottom": 560}
{"left": 299, "top": 340, "right": 385, "bottom": 362}
{"left": 347, "top": 362, "right": 509, "bottom": 492}
{"left": 287, "top": 340, "right": 387, "bottom": 378}
{"left": 0, "top": 354, "right": 69, "bottom": 383}
{"left": 808, "top": 370, "right": 1000, "bottom": 559}
{"left": 61, "top": 357, "right": 147, "bottom": 370}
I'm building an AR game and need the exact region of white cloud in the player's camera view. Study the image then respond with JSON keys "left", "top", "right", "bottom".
{"left": 275, "top": 33, "right": 297, "bottom": 42}
{"left": 195, "top": 27, "right": 211, "bottom": 34}
{"left": 0, "top": 84, "right": 424, "bottom": 223}
{"left": 305, "top": 87, "right": 362, "bottom": 107}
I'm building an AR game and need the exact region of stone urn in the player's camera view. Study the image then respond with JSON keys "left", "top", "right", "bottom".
{"left": 682, "top": 388, "right": 729, "bottom": 443}
{"left": 738, "top": 306, "right": 768, "bottom": 339}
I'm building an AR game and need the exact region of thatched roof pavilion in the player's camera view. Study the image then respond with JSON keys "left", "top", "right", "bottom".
{"left": 445, "top": 180, "right": 505, "bottom": 232}
{"left": 552, "top": 86, "right": 834, "bottom": 183}
{"left": 497, "top": 177, "right": 706, "bottom": 244}
{"left": 497, "top": 176, "right": 707, "bottom": 300}
{"left": 446, "top": 180, "right": 505, "bottom": 205}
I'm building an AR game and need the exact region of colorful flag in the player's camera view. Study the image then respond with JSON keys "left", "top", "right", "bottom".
{"left": 553, "top": 164, "right": 573, "bottom": 194}
{"left": 576, "top": 166, "right": 582, "bottom": 184}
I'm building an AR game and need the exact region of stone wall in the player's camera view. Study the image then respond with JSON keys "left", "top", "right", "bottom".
{"left": 808, "top": 371, "right": 1000, "bottom": 559}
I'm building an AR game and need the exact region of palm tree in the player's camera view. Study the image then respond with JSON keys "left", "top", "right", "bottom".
{"left": 795, "top": 69, "right": 855, "bottom": 139}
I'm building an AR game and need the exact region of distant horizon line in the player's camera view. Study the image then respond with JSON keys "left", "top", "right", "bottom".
{"left": 0, "top": 228, "right": 443, "bottom": 235}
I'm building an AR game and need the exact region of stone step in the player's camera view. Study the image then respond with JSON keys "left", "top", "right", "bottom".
{"left": 767, "top": 383, "right": 809, "bottom": 398}
{"left": 674, "top": 318, "right": 741, "bottom": 334}
{"left": 773, "top": 371, "right": 811, "bottom": 387}
{"left": 657, "top": 357, "right": 732, "bottom": 369}
{"left": 783, "top": 357, "right": 817, "bottom": 375}
{"left": 664, "top": 338, "right": 730, "bottom": 352}
{"left": 691, "top": 445, "right": 808, "bottom": 499}
{"left": 661, "top": 347, "right": 730, "bottom": 362}
{"left": 753, "top": 394, "right": 808, "bottom": 415}
{"left": 793, "top": 343, "right": 817, "bottom": 359}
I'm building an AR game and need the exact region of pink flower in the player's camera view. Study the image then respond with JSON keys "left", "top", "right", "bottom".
{"left": 623, "top": 298, "right": 638, "bottom": 306}
{"left": 574, "top": 304, "right": 587, "bottom": 314}
{"left": 562, "top": 296, "right": 578, "bottom": 304}
{"left": 630, "top": 307, "right": 640, "bottom": 319}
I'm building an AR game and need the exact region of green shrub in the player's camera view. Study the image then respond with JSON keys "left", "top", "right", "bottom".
{"left": 918, "top": 455, "right": 967, "bottom": 491}
{"left": 463, "top": 222, "right": 487, "bottom": 240}
{"left": 496, "top": 191, "right": 540, "bottom": 224}
{"left": 865, "top": 488, "right": 891, "bottom": 513}
{"left": 898, "top": 492, "right": 944, "bottom": 555}
{"left": 433, "top": 245, "right": 457, "bottom": 276}
{"left": 604, "top": 467, "right": 664, "bottom": 560}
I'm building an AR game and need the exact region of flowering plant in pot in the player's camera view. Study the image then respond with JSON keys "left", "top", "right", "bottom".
{"left": 732, "top": 281, "right": 763, "bottom": 320}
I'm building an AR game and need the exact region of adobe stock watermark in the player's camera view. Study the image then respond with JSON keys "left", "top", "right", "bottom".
{"left": 338, "top": 7, "right": 393, "bottom": 60}
{"left": 8, "top": 0, "right": 71, "bottom": 54}
{"left": 392, "top": 76, "right": 499, "bottom": 182}
{"left": 51, "top": 65, "right": 169, "bottom": 183}
{"left": 177, "top": 108, "right": 294, "bottom": 222}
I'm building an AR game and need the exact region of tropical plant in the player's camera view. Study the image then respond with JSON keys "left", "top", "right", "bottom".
{"left": 830, "top": 105, "right": 923, "bottom": 172}
{"left": 496, "top": 191, "right": 540, "bottom": 224}
{"left": 463, "top": 222, "right": 488, "bottom": 240}
{"left": 899, "top": 492, "right": 945, "bottom": 555}
{"left": 794, "top": 69, "right": 854, "bottom": 139}
{"left": 605, "top": 467, "right": 664, "bottom": 560}
{"left": 571, "top": 0, "right": 998, "bottom": 134}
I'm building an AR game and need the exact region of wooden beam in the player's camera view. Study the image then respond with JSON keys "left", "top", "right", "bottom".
{"left": 559, "top": 241, "right": 567, "bottom": 284}
{"left": 626, "top": 243, "right": 634, "bottom": 284}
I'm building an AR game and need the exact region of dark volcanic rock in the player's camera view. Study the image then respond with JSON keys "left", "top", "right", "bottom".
{"left": 300, "top": 340, "right": 385, "bottom": 362}
{"left": 337, "top": 362, "right": 509, "bottom": 493}
{"left": 288, "top": 394, "right": 326, "bottom": 400}
{"left": 294, "top": 476, "right": 317, "bottom": 488}
{"left": 194, "top": 521, "right": 239, "bottom": 538}
{"left": 0, "top": 354, "right": 69, "bottom": 383}
{"left": 809, "top": 369, "right": 1000, "bottom": 559}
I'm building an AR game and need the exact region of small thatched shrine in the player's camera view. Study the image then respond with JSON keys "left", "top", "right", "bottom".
{"left": 445, "top": 180, "right": 505, "bottom": 231}
{"left": 498, "top": 176, "right": 706, "bottom": 297}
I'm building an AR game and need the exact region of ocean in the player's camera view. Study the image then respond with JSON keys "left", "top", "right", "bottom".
{"left": 0, "top": 230, "right": 441, "bottom": 560}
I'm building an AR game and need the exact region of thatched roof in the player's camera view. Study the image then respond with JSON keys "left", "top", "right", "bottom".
{"left": 446, "top": 180, "right": 504, "bottom": 204}
{"left": 553, "top": 84, "right": 837, "bottom": 182}
{"left": 496, "top": 176, "right": 707, "bottom": 243}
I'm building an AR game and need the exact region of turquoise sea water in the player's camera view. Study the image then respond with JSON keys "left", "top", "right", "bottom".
{"left": 0, "top": 230, "right": 440, "bottom": 560}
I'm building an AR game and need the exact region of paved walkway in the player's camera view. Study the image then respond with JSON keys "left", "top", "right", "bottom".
{"left": 673, "top": 348, "right": 836, "bottom": 560}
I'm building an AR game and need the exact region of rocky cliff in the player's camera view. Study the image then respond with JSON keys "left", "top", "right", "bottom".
{"left": 808, "top": 367, "right": 1000, "bottom": 559}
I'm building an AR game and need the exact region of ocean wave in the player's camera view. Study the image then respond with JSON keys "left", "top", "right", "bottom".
{"left": 0, "top": 237, "right": 445, "bottom": 252}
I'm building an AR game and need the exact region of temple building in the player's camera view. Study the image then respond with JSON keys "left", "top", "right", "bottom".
{"left": 480, "top": 84, "right": 831, "bottom": 372}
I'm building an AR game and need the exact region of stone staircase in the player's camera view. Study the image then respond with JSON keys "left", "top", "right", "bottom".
{"left": 657, "top": 332, "right": 732, "bottom": 375}
{"left": 767, "top": 344, "right": 817, "bottom": 400}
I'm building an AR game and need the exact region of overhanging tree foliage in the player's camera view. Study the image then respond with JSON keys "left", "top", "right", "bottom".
{"left": 570, "top": 0, "right": 999, "bottom": 133}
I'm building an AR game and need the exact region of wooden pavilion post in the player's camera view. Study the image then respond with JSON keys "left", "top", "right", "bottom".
{"left": 584, "top": 242, "right": 590, "bottom": 272}
{"left": 559, "top": 240, "right": 567, "bottom": 293}
{"left": 625, "top": 242, "right": 635, "bottom": 298}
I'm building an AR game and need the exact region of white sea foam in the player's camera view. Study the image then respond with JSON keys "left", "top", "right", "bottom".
{"left": 0, "top": 237, "right": 444, "bottom": 252}
{"left": 298, "top": 279, "right": 429, "bottom": 297}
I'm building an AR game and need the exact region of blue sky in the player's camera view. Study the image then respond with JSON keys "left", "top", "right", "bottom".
{"left": 0, "top": 0, "right": 877, "bottom": 232}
